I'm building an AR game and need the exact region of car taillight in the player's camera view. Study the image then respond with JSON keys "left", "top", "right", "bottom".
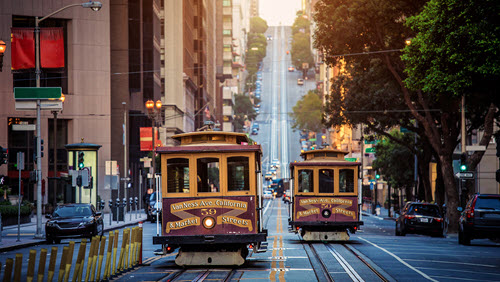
{"left": 467, "top": 196, "right": 478, "bottom": 219}
{"left": 405, "top": 215, "right": 416, "bottom": 219}
{"left": 435, "top": 218, "right": 443, "bottom": 222}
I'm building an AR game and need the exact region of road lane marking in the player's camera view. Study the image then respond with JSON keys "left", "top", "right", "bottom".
{"left": 263, "top": 198, "right": 272, "bottom": 215}
{"left": 404, "top": 259, "right": 497, "bottom": 268}
{"left": 327, "top": 244, "right": 364, "bottom": 282}
{"left": 359, "top": 237, "right": 438, "bottom": 282}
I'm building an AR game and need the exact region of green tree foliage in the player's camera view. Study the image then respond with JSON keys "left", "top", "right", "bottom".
{"left": 373, "top": 130, "right": 415, "bottom": 193}
{"left": 250, "top": 17, "right": 268, "bottom": 34}
{"left": 314, "top": 0, "right": 499, "bottom": 232}
{"left": 291, "top": 90, "right": 323, "bottom": 132}
{"left": 291, "top": 32, "right": 314, "bottom": 74}
{"left": 233, "top": 94, "right": 257, "bottom": 132}
{"left": 290, "top": 14, "right": 314, "bottom": 76}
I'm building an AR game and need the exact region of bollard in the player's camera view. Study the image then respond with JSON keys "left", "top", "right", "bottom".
{"left": 90, "top": 237, "right": 100, "bottom": 282}
{"left": 27, "top": 249, "right": 37, "bottom": 282}
{"left": 38, "top": 248, "right": 48, "bottom": 282}
{"left": 104, "top": 231, "right": 114, "bottom": 280}
{"left": 57, "top": 246, "right": 68, "bottom": 282}
{"left": 135, "top": 197, "right": 138, "bottom": 219}
{"left": 13, "top": 253, "right": 22, "bottom": 282}
{"left": 84, "top": 237, "right": 97, "bottom": 282}
{"left": 131, "top": 227, "right": 137, "bottom": 267}
{"left": 4, "top": 258, "right": 13, "bottom": 282}
{"left": 47, "top": 247, "right": 58, "bottom": 282}
{"left": 125, "top": 228, "right": 130, "bottom": 270}
{"left": 134, "top": 227, "right": 139, "bottom": 266}
{"left": 129, "top": 197, "right": 133, "bottom": 221}
{"left": 117, "top": 229, "right": 126, "bottom": 272}
{"left": 72, "top": 239, "right": 87, "bottom": 282}
{"left": 64, "top": 241, "right": 75, "bottom": 282}
{"left": 96, "top": 236, "right": 106, "bottom": 282}
{"left": 111, "top": 230, "right": 119, "bottom": 276}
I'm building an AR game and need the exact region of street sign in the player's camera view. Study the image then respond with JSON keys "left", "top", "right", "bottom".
{"left": 121, "top": 177, "right": 131, "bottom": 181}
{"left": 14, "top": 87, "right": 62, "bottom": 100}
{"left": 364, "top": 140, "right": 377, "bottom": 144}
{"left": 455, "top": 171, "right": 474, "bottom": 179}
{"left": 365, "top": 147, "right": 376, "bottom": 153}
{"left": 81, "top": 170, "right": 89, "bottom": 187}
{"left": 345, "top": 157, "right": 357, "bottom": 162}
{"left": 466, "top": 145, "right": 486, "bottom": 152}
{"left": 12, "top": 124, "right": 36, "bottom": 131}
{"left": 15, "top": 100, "right": 63, "bottom": 110}
{"left": 16, "top": 152, "right": 24, "bottom": 170}
{"left": 370, "top": 183, "right": 374, "bottom": 190}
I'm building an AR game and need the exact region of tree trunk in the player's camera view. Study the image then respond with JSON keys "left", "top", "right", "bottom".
{"left": 434, "top": 161, "right": 445, "bottom": 206}
{"left": 439, "top": 154, "right": 460, "bottom": 233}
{"left": 418, "top": 160, "right": 432, "bottom": 202}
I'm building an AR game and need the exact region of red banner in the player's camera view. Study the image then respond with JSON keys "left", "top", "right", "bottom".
{"left": 40, "top": 27, "right": 65, "bottom": 68}
{"left": 140, "top": 127, "right": 162, "bottom": 151}
{"left": 11, "top": 28, "right": 35, "bottom": 70}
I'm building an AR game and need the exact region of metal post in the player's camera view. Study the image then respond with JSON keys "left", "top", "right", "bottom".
{"left": 414, "top": 122, "right": 418, "bottom": 201}
{"left": 156, "top": 175, "right": 159, "bottom": 236}
{"left": 129, "top": 198, "right": 132, "bottom": 221}
{"left": 135, "top": 197, "right": 138, "bottom": 219}
{"left": 123, "top": 102, "right": 128, "bottom": 220}
{"left": 53, "top": 111, "right": 58, "bottom": 206}
{"left": 18, "top": 167, "right": 21, "bottom": 242}
{"left": 34, "top": 17, "right": 44, "bottom": 239}
{"left": 108, "top": 200, "right": 112, "bottom": 226}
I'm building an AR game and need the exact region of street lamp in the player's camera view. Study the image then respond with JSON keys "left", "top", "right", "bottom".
{"left": 33, "top": 1, "right": 102, "bottom": 239}
{"left": 145, "top": 99, "right": 162, "bottom": 236}
{"left": 0, "top": 40, "right": 6, "bottom": 71}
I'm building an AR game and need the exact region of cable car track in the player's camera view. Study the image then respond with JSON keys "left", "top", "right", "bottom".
{"left": 169, "top": 268, "right": 236, "bottom": 282}
{"left": 305, "top": 242, "right": 390, "bottom": 282}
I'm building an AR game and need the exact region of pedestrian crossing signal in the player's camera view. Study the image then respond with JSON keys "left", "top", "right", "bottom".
{"left": 78, "top": 152, "right": 85, "bottom": 169}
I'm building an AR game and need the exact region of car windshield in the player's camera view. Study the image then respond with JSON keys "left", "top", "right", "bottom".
{"left": 476, "top": 197, "right": 500, "bottom": 209}
{"left": 53, "top": 206, "right": 92, "bottom": 218}
{"left": 408, "top": 205, "right": 441, "bottom": 217}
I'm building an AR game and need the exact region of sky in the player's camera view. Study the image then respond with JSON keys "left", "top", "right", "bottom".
{"left": 259, "top": 0, "right": 302, "bottom": 26}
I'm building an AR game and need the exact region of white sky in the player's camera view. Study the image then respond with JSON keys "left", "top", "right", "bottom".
{"left": 259, "top": 0, "right": 302, "bottom": 26}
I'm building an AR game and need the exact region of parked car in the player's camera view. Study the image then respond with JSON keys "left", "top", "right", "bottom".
{"left": 252, "top": 122, "right": 260, "bottom": 131}
{"left": 45, "top": 203, "right": 104, "bottom": 244}
{"left": 263, "top": 190, "right": 273, "bottom": 199}
{"left": 297, "top": 78, "right": 304, "bottom": 85}
{"left": 147, "top": 192, "right": 162, "bottom": 223}
{"left": 282, "top": 191, "right": 291, "bottom": 204}
{"left": 395, "top": 202, "right": 444, "bottom": 237}
{"left": 251, "top": 128, "right": 258, "bottom": 135}
{"left": 288, "top": 66, "right": 295, "bottom": 72}
{"left": 459, "top": 194, "right": 500, "bottom": 245}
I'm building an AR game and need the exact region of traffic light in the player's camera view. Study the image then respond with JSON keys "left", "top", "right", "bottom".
{"left": 40, "top": 139, "right": 44, "bottom": 158}
{"left": 460, "top": 153, "right": 467, "bottom": 172}
{"left": 375, "top": 172, "right": 380, "bottom": 180}
{"left": 0, "top": 146, "right": 7, "bottom": 165}
{"left": 78, "top": 152, "right": 85, "bottom": 169}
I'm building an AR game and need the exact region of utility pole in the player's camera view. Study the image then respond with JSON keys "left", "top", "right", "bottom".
{"left": 123, "top": 102, "right": 128, "bottom": 219}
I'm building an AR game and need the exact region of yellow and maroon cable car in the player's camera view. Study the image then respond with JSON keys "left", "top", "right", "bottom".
{"left": 288, "top": 149, "right": 363, "bottom": 241}
{"left": 153, "top": 131, "right": 267, "bottom": 266}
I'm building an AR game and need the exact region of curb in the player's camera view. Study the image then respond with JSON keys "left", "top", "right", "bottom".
{"left": 0, "top": 219, "right": 145, "bottom": 253}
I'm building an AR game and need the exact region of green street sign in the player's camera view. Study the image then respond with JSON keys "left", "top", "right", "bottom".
{"left": 365, "top": 147, "right": 376, "bottom": 153}
{"left": 310, "top": 138, "right": 317, "bottom": 142}
{"left": 14, "top": 87, "right": 62, "bottom": 100}
{"left": 364, "top": 140, "right": 378, "bottom": 144}
{"left": 400, "top": 127, "right": 410, "bottom": 133}
{"left": 345, "top": 157, "right": 357, "bottom": 162}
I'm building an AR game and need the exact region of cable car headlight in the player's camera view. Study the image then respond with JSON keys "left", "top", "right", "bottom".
{"left": 322, "top": 209, "right": 332, "bottom": 218}
{"left": 203, "top": 216, "right": 216, "bottom": 229}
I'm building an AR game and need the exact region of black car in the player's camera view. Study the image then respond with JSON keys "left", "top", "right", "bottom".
{"left": 395, "top": 202, "right": 444, "bottom": 237}
{"left": 459, "top": 194, "right": 500, "bottom": 245}
{"left": 45, "top": 203, "right": 104, "bottom": 244}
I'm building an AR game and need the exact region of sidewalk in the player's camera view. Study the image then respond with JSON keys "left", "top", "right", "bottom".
{"left": 361, "top": 204, "right": 398, "bottom": 221}
{"left": 0, "top": 209, "right": 148, "bottom": 252}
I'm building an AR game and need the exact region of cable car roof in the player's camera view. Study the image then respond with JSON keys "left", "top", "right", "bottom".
{"left": 290, "top": 149, "right": 361, "bottom": 167}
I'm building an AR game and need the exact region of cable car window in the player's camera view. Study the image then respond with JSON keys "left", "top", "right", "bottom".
{"left": 197, "top": 158, "right": 220, "bottom": 193}
{"left": 298, "top": 169, "right": 314, "bottom": 193}
{"left": 339, "top": 169, "right": 355, "bottom": 193}
{"left": 227, "top": 156, "right": 250, "bottom": 191}
{"left": 319, "top": 169, "right": 334, "bottom": 193}
{"left": 167, "top": 158, "right": 190, "bottom": 193}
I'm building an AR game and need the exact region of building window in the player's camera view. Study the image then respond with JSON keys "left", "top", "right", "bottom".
{"left": 223, "top": 29, "right": 231, "bottom": 36}
{"left": 223, "top": 0, "right": 231, "bottom": 7}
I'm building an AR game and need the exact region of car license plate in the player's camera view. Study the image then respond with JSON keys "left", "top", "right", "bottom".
{"left": 420, "top": 218, "right": 429, "bottom": 223}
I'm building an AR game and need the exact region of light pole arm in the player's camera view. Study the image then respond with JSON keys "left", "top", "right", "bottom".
{"left": 37, "top": 3, "right": 83, "bottom": 24}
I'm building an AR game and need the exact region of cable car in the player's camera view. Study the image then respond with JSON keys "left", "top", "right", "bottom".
{"left": 153, "top": 131, "right": 267, "bottom": 266}
{"left": 288, "top": 149, "right": 363, "bottom": 241}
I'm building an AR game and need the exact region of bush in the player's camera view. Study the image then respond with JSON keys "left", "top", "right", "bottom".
{"left": 0, "top": 205, "right": 31, "bottom": 217}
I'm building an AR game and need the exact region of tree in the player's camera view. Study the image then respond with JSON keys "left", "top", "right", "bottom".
{"left": 250, "top": 17, "right": 268, "bottom": 34}
{"left": 292, "top": 14, "right": 310, "bottom": 35}
{"left": 313, "top": 0, "right": 498, "bottom": 232}
{"left": 290, "top": 90, "right": 323, "bottom": 132}
{"left": 291, "top": 32, "right": 314, "bottom": 76}
{"left": 233, "top": 94, "right": 257, "bottom": 132}
{"left": 373, "top": 130, "right": 415, "bottom": 199}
